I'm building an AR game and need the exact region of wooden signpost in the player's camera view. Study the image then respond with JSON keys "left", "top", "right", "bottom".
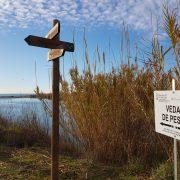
{"left": 24, "top": 19, "right": 74, "bottom": 180}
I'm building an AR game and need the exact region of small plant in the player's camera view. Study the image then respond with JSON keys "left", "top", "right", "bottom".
{"left": 151, "top": 160, "right": 173, "bottom": 180}
{"left": 125, "top": 158, "right": 146, "bottom": 176}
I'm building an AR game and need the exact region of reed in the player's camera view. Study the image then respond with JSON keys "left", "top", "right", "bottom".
{"left": 60, "top": 6, "right": 180, "bottom": 166}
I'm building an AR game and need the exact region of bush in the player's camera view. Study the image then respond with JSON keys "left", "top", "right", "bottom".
{"left": 151, "top": 160, "right": 173, "bottom": 180}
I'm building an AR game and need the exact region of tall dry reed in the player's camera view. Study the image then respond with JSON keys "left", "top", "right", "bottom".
{"left": 59, "top": 6, "right": 180, "bottom": 165}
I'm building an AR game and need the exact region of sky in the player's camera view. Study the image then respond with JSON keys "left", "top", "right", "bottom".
{"left": 0, "top": 0, "right": 179, "bottom": 94}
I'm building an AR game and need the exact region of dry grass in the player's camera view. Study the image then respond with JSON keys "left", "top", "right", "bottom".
{"left": 0, "top": 113, "right": 50, "bottom": 147}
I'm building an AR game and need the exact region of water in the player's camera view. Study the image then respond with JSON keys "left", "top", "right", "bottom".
{"left": 0, "top": 97, "right": 51, "bottom": 125}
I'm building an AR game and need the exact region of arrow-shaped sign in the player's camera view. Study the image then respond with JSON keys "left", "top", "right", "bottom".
{"left": 160, "top": 122, "right": 174, "bottom": 128}
{"left": 45, "top": 23, "right": 59, "bottom": 39}
{"left": 48, "top": 49, "right": 64, "bottom": 61}
{"left": 24, "top": 35, "right": 74, "bottom": 52}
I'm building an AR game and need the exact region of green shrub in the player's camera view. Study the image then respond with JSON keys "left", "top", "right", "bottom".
{"left": 151, "top": 161, "right": 173, "bottom": 180}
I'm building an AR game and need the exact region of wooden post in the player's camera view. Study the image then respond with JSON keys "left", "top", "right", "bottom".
{"left": 51, "top": 19, "right": 60, "bottom": 180}
{"left": 24, "top": 18, "right": 74, "bottom": 180}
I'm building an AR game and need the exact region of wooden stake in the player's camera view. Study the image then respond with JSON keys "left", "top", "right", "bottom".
{"left": 51, "top": 19, "right": 60, "bottom": 180}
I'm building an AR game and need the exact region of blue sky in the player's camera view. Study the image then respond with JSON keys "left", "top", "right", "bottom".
{"left": 0, "top": 0, "right": 179, "bottom": 93}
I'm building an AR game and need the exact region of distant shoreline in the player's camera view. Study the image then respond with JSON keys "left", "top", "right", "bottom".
{"left": 0, "top": 94, "right": 36, "bottom": 99}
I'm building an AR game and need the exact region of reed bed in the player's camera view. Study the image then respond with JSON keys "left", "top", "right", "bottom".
{"left": 60, "top": 6, "right": 180, "bottom": 166}
{"left": 61, "top": 65, "right": 175, "bottom": 165}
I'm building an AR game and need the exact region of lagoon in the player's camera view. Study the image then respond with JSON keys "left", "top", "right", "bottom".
{"left": 0, "top": 97, "right": 51, "bottom": 126}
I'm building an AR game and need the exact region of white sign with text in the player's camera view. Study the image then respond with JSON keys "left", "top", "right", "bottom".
{"left": 154, "top": 90, "right": 180, "bottom": 140}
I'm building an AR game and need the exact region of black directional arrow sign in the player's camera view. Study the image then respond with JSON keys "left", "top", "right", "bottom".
{"left": 24, "top": 35, "right": 74, "bottom": 52}
{"left": 160, "top": 122, "right": 174, "bottom": 128}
